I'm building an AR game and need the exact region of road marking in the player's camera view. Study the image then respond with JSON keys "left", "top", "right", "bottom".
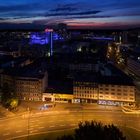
{"left": 38, "top": 126, "right": 45, "bottom": 129}
{"left": 50, "top": 125, "right": 55, "bottom": 127}
{"left": 126, "top": 126, "right": 140, "bottom": 132}
{"left": 29, "top": 127, "right": 37, "bottom": 130}
{"left": 30, "top": 124, "right": 39, "bottom": 127}
{"left": 15, "top": 130, "right": 22, "bottom": 133}
{"left": 30, "top": 130, "right": 38, "bottom": 133}
{"left": 60, "top": 124, "right": 65, "bottom": 127}
{"left": 30, "top": 121, "right": 38, "bottom": 123}
{"left": 28, "top": 127, "right": 34, "bottom": 130}
{"left": 70, "top": 123, "right": 76, "bottom": 126}
{"left": 30, "top": 119, "right": 39, "bottom": 122}
{"left": 3, "top": 133, "right": 10, "bottom": 136}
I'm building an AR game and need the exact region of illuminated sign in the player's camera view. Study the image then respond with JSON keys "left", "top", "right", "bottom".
{"left": 98, "top": 100, "right": 120, "bottom": 106}
{"left": 45, "top": 28, "right": 53, "bottom": 32}
{"left": 93, "top": 37, "right": 113, "bottom": 40}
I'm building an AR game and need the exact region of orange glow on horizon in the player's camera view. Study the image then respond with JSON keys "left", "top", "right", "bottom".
{"left": 66, "top": 21, "right": 140, "bottom": 29}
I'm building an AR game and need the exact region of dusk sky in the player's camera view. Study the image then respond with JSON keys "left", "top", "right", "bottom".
{"left": 0, "top": 0, "right": 140, "bottom": 29}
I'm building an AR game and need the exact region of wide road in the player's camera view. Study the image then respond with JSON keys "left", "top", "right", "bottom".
{"left": 0, "top": 106, "right": 140, "bottom": 140}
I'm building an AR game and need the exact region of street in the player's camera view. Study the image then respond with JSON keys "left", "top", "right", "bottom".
{"left": 0, "top": 105, "right": 140, "bottom": 140}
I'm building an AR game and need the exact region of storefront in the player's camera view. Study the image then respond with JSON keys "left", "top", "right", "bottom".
{"left": 42, "top": 93, "right": 74, "bottom": 103}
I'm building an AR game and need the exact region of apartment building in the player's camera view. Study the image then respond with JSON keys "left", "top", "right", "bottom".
{"left": 98, "top": 84, "right": 135, "bottom": 106}
{"left": 1, "top": 62, "right": 48, "bottom": 101}
{"left": 15, "top": 74, "right": 47, "bottom": 101}
{"left": 73, "top": 74, "right": 135, "bottom": 106}
{"left": 73, "top": 81, "right": 98, "bottom": 103}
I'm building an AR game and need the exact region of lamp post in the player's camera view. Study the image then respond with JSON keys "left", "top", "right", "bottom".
{"left": 27, "top": 107, "right": 30, "bottom": 140}
{"left": 81, "top": 100, "right": 84, "bottom": 122}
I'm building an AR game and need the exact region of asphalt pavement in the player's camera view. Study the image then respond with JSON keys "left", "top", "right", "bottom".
{"left": 0, "top": 105, "right": 140, "bottom": 140}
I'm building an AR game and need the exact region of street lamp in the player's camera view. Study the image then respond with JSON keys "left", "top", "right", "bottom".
{"left": 81, "top": 101, "right": 84, "bottom": 122}
{"left": 27, "top": 107, "right": 30, "bottom": 140}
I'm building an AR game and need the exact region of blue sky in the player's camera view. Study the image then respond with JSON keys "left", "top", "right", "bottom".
{"left": 0, "top": 0, "right": 140, "bottom": 29}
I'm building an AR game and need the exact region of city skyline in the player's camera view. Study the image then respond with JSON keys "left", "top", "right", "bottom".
{"left": 0, "top": 0, "right": 140, "bottom": 29}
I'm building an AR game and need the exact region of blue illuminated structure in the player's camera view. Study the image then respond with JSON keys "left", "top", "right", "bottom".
{"left": 93, "top": 37, "right": 113, "bottom": 41}
{"left": 44, "top": 28, "right": 54, "bottom": 56}
{"left": 30, "top": 30, "right": 64, "bottom": 56}
{"left": 30, "top": 32, "right": 49, "bottom": 45}
{"left": 30, "top": 32, "right": 63, "bottom": 45}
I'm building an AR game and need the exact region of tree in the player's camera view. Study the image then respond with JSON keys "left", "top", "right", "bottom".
{"left": 57, "top": 121, "right": 126, "bottom": 140}
{"left": 1, "top": 83, "right": 12, "bottom": 104}
{"left": 6, "top": 98, "right": 18, "bottom": 110}
{"left": 1, "top": 83, "right": 18, "bottom": 110}
{"left": 57, "top": 135, "right": 74, "bottom": 140}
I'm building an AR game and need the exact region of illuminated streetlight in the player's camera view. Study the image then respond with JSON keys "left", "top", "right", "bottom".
{"left": 27, "top": 107, "right": 30, "bottom": 140}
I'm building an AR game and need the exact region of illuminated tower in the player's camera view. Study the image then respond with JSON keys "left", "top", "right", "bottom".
{"left": 45, "top": 28, "right": 53, "bottom": 56}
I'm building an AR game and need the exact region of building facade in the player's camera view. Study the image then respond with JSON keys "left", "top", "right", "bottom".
{"left": 73, "top": 78, "right": 135, "bottom": 106}
{"left": 42, "top": 92, "right": 73, "bottom": 103}
{"left": 98, "top": 84, "right": 135, "bottom": 106}
{"left": 1, "top": 71, "right": 48, "bottom": 101}
{"left": 42, "top": 86, "right": 73, "bottom": 103}
{"left": 73, "top": 81, "right": 98, "bottom": 103}
{"left": 15, "top": 78, "right": 43, "bottom": 101}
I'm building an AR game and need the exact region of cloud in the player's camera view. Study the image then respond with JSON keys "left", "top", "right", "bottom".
{"left": 65, "top": 15, "right": 112, "bottom": 19}
{"left": 32, "top": 18, "right": 67, "bottom": 25}
{"left": 0, "top": 18, "right": 8, "bottom": 20}
{"left": 0, "top": 0, "right": 139, "bottom": 29}
{"left": 51, "top": 7, "right": 77, "bottom": 12}
{"left": 0, "top": 4, "right": 36, "bottom": 12}
{"left": 67, "top": 21, "right": 140, "bottom": 29}
{"left": 50, "top": 3, "right": 78, "bottom": 12}
{"left": 45, "top": 10, "right": 101, "bottom": 17}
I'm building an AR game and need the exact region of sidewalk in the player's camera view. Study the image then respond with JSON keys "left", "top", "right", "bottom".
{"left": 0, "top": 105, "right": 15, "bottom": 118}
{"left": 121, "top": 106, "right": 140, "bottom": 114}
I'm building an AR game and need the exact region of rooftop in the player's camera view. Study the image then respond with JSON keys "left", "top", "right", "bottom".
{"left": 2, "top": 60, "right": 47, "bottom": 79}
{"left": 46, "top": 79, "right": 73, "bottom": 94}
{"left": 74, "top": 65, "right": 134, "bottom": 86}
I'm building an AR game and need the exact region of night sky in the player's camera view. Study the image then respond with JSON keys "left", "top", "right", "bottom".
{"left": 0, "top": 0, "right": 140, "bottom": 29}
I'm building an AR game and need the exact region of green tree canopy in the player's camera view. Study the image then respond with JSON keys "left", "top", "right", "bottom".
{"left": 1, "top": 83, "right": 12, "bottom": 103}
{"left": 58, "top": 121, "right": 126, "bottom": 140}
{"left": 1, "top": 83, "right": 18, "bottom": 109}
